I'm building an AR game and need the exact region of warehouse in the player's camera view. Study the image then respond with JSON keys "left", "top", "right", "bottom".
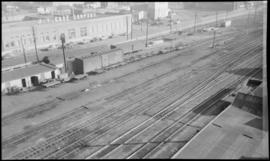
{"left": 2, "top": 13, "right": 132, "bottom": 54}
{"left": 2, "top": 63, "right": 61, "bottom": 93}
{"left": 67, "top": 48, "right": 123, "bottom": 75}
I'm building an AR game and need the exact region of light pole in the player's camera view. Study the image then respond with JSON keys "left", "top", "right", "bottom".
{"left": 60, "top": 33, "right": 67, "bottom": 73}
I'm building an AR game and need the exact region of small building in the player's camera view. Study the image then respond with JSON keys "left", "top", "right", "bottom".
{"left": 2, "top": 63, "right": 60, "bottom": 93}
{"left": 68, "top": 48, "right": 123, "bottom": 75}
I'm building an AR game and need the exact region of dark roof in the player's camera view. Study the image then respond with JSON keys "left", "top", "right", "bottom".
{"left": 2, "top": 63, "right": 57, "bottom": 82}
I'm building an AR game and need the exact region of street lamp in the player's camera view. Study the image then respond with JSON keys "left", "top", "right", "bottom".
{"left": 60, "top": 33, "right": 67, "bottom": 73}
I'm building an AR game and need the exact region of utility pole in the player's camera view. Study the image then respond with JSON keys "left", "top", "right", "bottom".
{"left": 145, "top": 12, "right": 149, "bottom": 47}
{"left": 212, "top": 30, "right": 216, "bottom": 48}
{"left": 20, "top": 36, "right": 27, "bottom": 64}
{"left": 215, "top": 11, "right": 218, "bottom": 27}
{"left": 193, "top": 12, "right": 197, "bottom": 33}
{"left": 126, "top": 16, "right": 129, "bottom": 40}
{"left": 169, "top": 11, "right": 172, "bottom": 33}
{"left": 131, "top": 15, "right": 133, "bottom": 40}
{"left": 194, "top": 2, "right": 197, "bottom": 33}
{"left": 32, "top": 26, "right": 40, "bottom": 62}
{"left": 60, "top": 33, "right": 67, "bottom": 72}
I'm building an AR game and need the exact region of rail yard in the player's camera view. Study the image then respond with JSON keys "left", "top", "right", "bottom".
{"left": 1, "top": 3, "right": 267, "bottom": 159}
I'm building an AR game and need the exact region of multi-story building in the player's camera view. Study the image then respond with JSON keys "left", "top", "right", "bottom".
{"left": 148, "top": 2, "right": 169, "bottom": 20}
{"left": 2, "top": 14, "right": 132, "bottom": 54}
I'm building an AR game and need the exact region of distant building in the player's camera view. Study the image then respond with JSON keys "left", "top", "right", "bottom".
{"left": 148, "top": 2, "right": 169, "bottom": 20}
{"left": 168, "top": 2, "right": 184, "bottom": 11}
{"left": 183, "top": 2, "right": 235, "bottom": 11}
{"left": 2, "top": 63, "right": 61, "bottom": 93}
{"left": 2, "top": 14, "right": 132, "bottom": 54}
{"left": 52, "top": 2, "right": 84, "bottom": 7}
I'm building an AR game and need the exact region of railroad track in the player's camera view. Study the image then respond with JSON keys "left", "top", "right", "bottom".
{"left": 4, "top": 28, "right": 260, "bottom": 153}
{"left": 1, "top": 29, "right": 238, "bottom": 129}
{"left": 5, "top": 33, "right": 262, "bottom": 159}
{"left": 85, "top": 55, "right": 262, "bottom": 159}
{"left": 2, "top": 29, "right": 246, "bottom": 147}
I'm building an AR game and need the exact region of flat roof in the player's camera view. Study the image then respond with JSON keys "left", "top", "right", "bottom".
{"left": 173, "top": 105, "right": 268, "bottom": 159}
{"left": 2, "top": 63, "right": 57, "bottom": 82}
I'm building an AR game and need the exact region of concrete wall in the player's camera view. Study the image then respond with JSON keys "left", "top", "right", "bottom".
{"left": 2, "top": 14, "right": 132, "bottom": 53}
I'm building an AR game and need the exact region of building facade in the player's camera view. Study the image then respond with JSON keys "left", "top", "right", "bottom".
{"left": 148, "top": 2, "right": 169, "bottom": 20}
{"left": 2, "top": 14, "right": 132, "bottom": 54}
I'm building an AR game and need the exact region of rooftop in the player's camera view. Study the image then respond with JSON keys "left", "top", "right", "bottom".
{"left": 173, "top": 104, "right": 268, "bottom": 159}
{"left": 2, "top": 63, "right": 57, "bottom": 82}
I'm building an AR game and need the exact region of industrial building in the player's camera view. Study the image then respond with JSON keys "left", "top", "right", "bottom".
{"left": 2, "top": 63, "right": 61, "bottom": 93}
{"left": 2, "top": 14, "right": 132, "bottom": 54}
{"left": 183, "top": 2, "right": 235, "bottom": 11}
{"left": 67, "top": 48, "right": 123, "bottom": 75}
{"left": 148, "top": 2, "right": 169, "bottom": 20}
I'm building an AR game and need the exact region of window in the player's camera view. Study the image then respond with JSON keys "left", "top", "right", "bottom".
{"left": 10, "top": 41, "right": 15, "bottom": 47}
{"left": 80, "top": 27, "right": 87, "bottom": 37}
{"left": 68, "top": 28, "right": 76, "bottom": 39}
{"left": 46, "top": 35, "right": 50, "bottom": 41}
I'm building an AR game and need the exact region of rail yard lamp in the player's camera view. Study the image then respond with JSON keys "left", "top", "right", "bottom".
{"left": 60, "top": 33, "right": 67, "bottom": 73}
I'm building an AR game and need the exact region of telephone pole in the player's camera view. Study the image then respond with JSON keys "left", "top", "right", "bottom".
{"left": 170, "top": 11, "right": 172, "bottom": 33}
{"left": 145, "top": 13, "right": 149, "bottom": 47}
{"left": 32, "top": 26, "right": 40, "bottom": 62}
{"left": 60, "top": 34, "right": 67, "bottom": 72}
{"left": 215, "top": 11, "right": 218, "bottom": 27}
{"left": 193, "top": 12, "right": 197, "bottom": 33}
{"left": 20, "top": 36, "right": 27, "bottom": 64}
{"left": 212, "top": 30, "right": 216, "bottom": 48}
{"left": 126, "top": 16, "right": 129, "bottom": 40}
{"left": 131, "top": 15, "right": 133, "bottom": 40}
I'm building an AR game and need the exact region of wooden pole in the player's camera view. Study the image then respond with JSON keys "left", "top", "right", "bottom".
{"left": 32, "top": 26, "right": 40, "bottom": 62}
{"left": 193, "top": 12, "right": 197, "bottom": 33}
{"left": 126, "top": 16, "right": 129, "bottom": 40}
{"left": 215, "top": 11, "right": 218, "bottom": 27}
{"left": 212, "top": 30, "right": 216, "bottom": 48}
{"left": 131, "top": 16, "right": 133, "bottom": 40}
{"left": 145, "top": 13, "right": 149, "bottom": 47}
{"left": 20, "top": 36, "right": 27, "bottom": 64}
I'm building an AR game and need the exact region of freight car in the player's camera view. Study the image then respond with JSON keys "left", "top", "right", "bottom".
{"left": 68, "top": 48, "right": 123, "bottom": 75}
